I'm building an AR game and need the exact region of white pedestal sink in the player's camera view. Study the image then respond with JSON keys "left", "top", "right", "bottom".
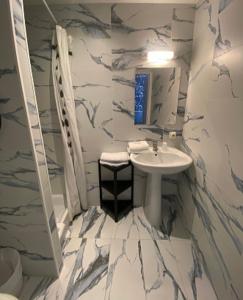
{"left": 131, "top": 147, "right": 192, "bottom": 228}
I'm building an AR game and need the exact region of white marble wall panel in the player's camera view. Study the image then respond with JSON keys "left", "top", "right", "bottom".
{"left": 0, "top": 0, "right": 61, "bottom": 276}
{"left": 15, "top": 0, "right": 62, "bottom": 273}
{"left": 214, "top": 0, "right": 243, "bottom": 58}
{"left": 34, "top": 86, "right": 65, "bottom": 193}
{"left": 178, "top": 0, "right": 243, "bottom": 299}
{"left": 25, "top": 5, "right": 65, "bottom": 195}
{"left": 111, "top": 4, "right": 172, "bottom": 143}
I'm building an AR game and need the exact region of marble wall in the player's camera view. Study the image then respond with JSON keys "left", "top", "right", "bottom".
{"left": 25, "top": 3, "right": 194, "bottom": 207}
{"left": 178, "top": 0, "right": 243, "bottom": 299}
{"left": 0, "top": 0, "right": 61, "bottom": 276}
{"left": 25, "top": 6, "right": 65, "bottom": 196}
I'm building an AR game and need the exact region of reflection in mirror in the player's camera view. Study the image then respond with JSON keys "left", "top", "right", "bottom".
{"left": 134, "top": 65, "right": 181, "bottom": 127}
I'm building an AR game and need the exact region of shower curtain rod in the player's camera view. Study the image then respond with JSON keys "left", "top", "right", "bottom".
{"left": 41, "top": 0, "right": 58, "bottom": 25}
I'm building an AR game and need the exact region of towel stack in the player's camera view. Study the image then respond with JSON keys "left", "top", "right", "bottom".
{"left": 100, "top": 152, "right": 130, "bottom": 166}
{"left": 127, "top": 141, "right": 149, "bottom": 154}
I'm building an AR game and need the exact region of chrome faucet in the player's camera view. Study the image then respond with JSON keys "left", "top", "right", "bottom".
{"left": 146, "top": 133, "right": 163, "bottom": 153}
{"left": 152, "top": 140, "right": 158, "bottom": 152}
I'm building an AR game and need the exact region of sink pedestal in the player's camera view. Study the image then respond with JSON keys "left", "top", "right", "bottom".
{"left": 131, "top": 146, "right": 192, "bottom": 229}
{"left": 144, "top": 173, "right": 162, "bottom": 228}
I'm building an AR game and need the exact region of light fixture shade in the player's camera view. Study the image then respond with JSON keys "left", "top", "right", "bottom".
{"left": 147, "top": 51, "right": 174, "bottom": 63}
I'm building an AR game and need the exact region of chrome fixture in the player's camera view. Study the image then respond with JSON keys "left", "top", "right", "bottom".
{"left": 146, "top": 134, "right": 163, "bottom": 153}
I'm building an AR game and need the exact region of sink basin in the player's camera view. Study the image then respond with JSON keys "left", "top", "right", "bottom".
{"left": 130, "top": 147, "right": 192, "bottom": 228}
{"left": 130, "top": 147, "right": 192, "bottom": 175}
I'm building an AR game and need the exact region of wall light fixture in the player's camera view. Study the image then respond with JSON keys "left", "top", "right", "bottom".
{"left": 147, "top": 51, "right": 174, "bottom": 63}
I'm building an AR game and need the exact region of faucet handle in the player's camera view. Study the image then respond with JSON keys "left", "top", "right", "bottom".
{"left": 145, "top": 131, "right": 163, "bottom": 142}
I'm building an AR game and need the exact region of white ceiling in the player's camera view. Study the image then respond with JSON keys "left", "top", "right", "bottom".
{"left": 24, "top": 0, "right": 197, "bottom": 5}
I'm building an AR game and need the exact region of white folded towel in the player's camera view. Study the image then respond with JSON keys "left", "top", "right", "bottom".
{"left": 100, "top": 160, "right": 129, "bottom": 167}
{"left": 128, "top": 141, "right": 149, "bottom": 153}
{"left": 100, "top": 152, "right": 130, "bottom": 163}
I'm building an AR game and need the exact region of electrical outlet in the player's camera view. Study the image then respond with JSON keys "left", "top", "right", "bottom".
{"left": 169, "top": 131, "right": 177, "bottom": 139}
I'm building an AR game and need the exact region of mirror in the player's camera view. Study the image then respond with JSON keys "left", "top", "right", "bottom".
{"left": 134, "top": 65, "right": 181, "bottom": 127}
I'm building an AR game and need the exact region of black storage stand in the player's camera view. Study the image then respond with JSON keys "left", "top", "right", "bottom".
{"left": 98, "top": 160, "right": 134, "bottom": 222}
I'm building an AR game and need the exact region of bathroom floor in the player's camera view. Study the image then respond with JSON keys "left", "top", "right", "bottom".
{"left": 20, "top": 207, "right": 217, "bottom": 300}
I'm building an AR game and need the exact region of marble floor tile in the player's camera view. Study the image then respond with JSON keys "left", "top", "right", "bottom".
{"left": 105, "top": 239, "right": 146, "bottom": 300}
{"left": 20, "top": 207, "right": 217, "bottom": 300}
{"left": 20, "top": 277, "right": 54, "bottom": 300}
{"left": 170, "top": 239, "right": 217, "bottom": 300}
{"left": 20, "top": 238, "right": 110, "bottom": 300}
{"left": 114, "top": 207, "right": 167, "bottom": 240}
{"left": 140, "top": 239, "right": 187, "bottom": 300}
{"left": 113, "top": 209, "right": 140, "bottom": 239}
{"left": 65, "top": 238, "right": 110, "bottom": 300}
{"left": 20, "top": 238, "right": 83, "bottom": 300}
{"left": 70, "top": 206, "right": 117, "bottom": 239}
{"left": 151, "top": 211, "right": 190, "bottom": 241}
{"left": 135, "top": 207, "right": 160, "bottom": 240}
{"left": 70, "top": 206, "right": 182, "bottom": 241}
{"left": 134, "top": 207, "right": 188, "bottom": 241}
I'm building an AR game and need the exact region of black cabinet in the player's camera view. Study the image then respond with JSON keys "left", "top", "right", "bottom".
{"left": 98, "top": 160, "right": 134, "bottom": 222}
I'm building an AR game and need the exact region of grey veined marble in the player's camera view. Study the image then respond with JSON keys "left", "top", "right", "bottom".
{"left": 20, "top": 207, "right": 217, "bottom": 300}
{"left": 25, "top": 2, "right": 195, "bottom": 206}
{"left": 179, "top": 0, "right": 243, "bottom": 299}
{"left": 0, "top": 0, "right": 61, "bottom": 276}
